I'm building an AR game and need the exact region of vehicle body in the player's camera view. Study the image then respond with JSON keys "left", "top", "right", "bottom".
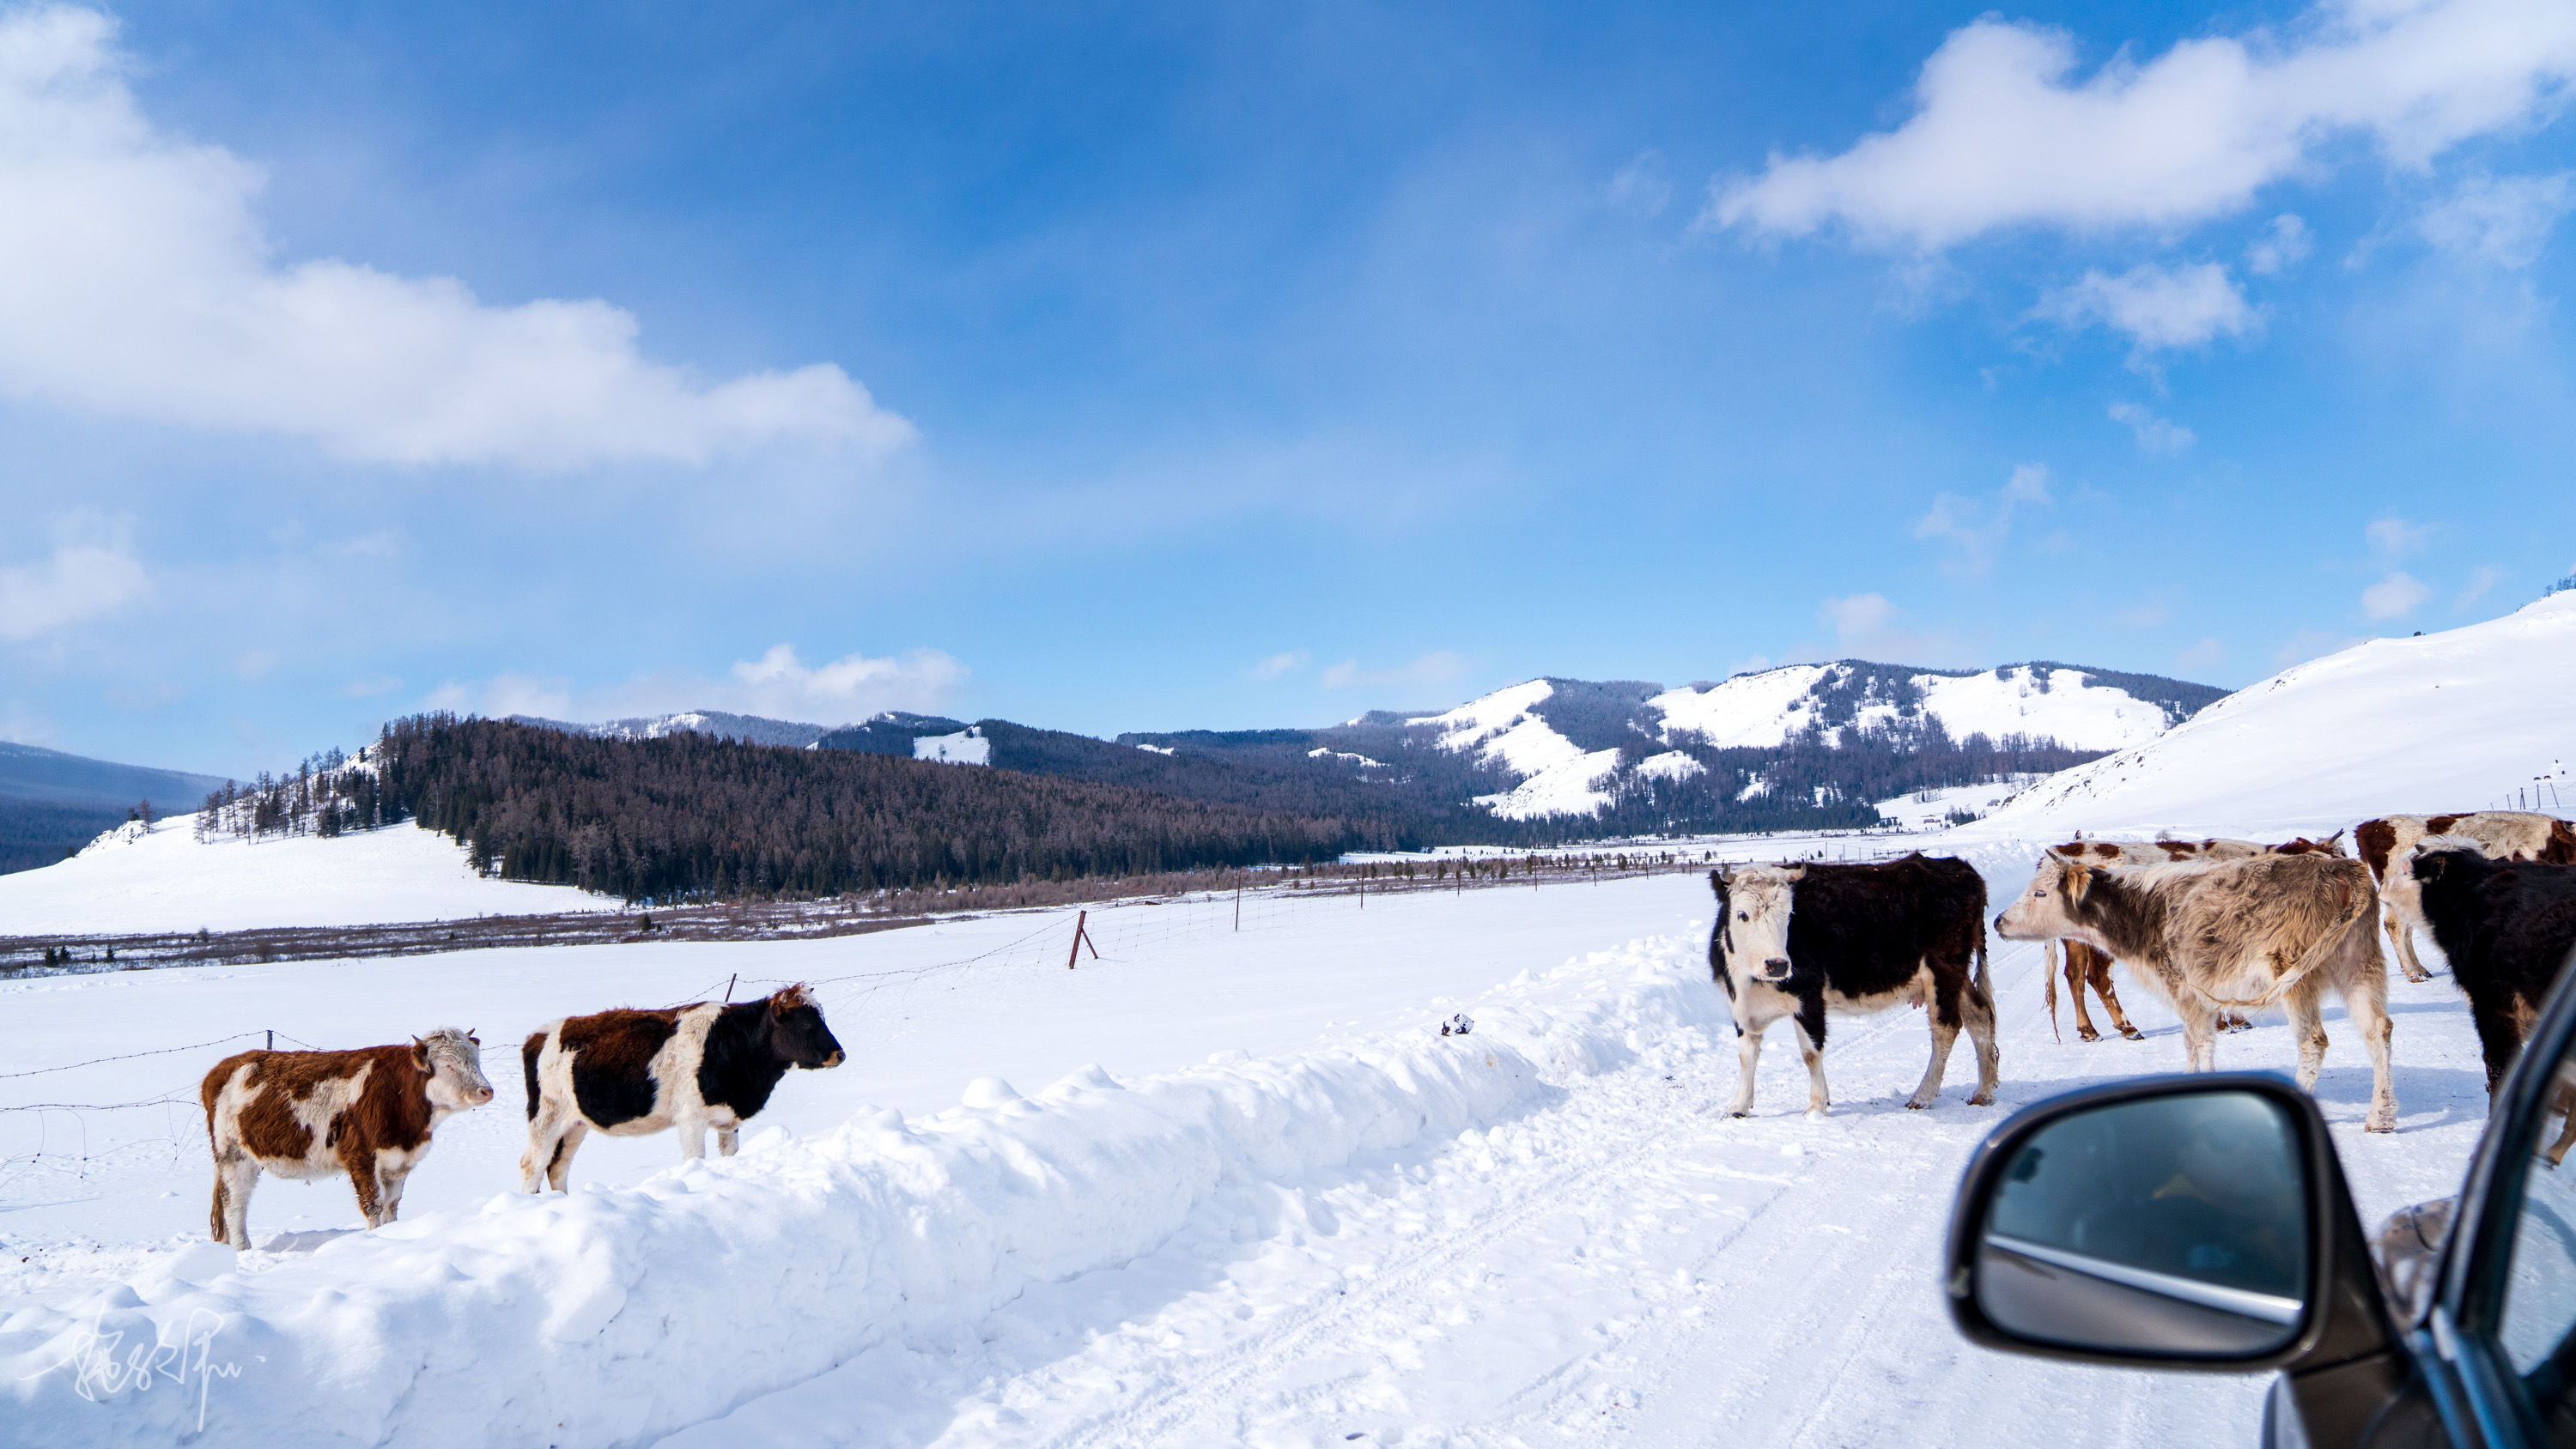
{"left": 1945, "top": 945, "right": 2576, "bottom": 1447}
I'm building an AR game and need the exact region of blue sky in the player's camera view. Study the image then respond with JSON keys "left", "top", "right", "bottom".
{"left": 2, "top": 0, "right": 2572, "bottom": 776}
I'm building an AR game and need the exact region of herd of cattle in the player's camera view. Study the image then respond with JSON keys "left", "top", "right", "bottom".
{"left": 1709, "top": 809, "right": 2576, "bottom": 1133}
{"left": 199, "top": 987, "right": 843, "bottom": 1246}
{"left": 187, "top": 809, "right": 2575, "bottom": 1245}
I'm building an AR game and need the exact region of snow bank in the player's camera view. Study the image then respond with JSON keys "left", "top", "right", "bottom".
{"left": 0, "top": 934, "right": 1719, "bottom": 1447}
{"left": 0, "top": 816, "right": 616, "bottom": 934}
{"left": 913, "top": 728, "right": 991, "bottom": 765}
{"left": 1975, "top": 594, "right": 2576, "bottom": 840}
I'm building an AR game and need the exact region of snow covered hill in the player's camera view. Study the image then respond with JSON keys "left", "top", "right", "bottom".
{"left": 0, "top": 814, "right": 612, "bottom": 933}
{"left": 1971, "top": 592, "right": 2576, "bottom": 840}
{"left": 508, "top": 709, "right": 836, "bottom": 749}
{"left": 1401, "top": 662, "right": 2218, "bottom": 821}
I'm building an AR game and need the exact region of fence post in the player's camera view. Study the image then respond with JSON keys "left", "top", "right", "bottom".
{"left": 1234, "top": 886, "right": 1241, "bottom": 932}
{"left": 724, "top": 973, "right": 736, "bottom": 1003}
{"left": 266, "top": 1029, "right": 273, "bottom": 1052}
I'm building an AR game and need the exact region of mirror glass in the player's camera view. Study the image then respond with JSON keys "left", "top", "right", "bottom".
{"left": 1977, "top": 1089, "right": 2312, "bottom": 1357}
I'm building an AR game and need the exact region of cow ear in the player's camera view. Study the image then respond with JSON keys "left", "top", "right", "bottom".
{"left": 410, "top": 1036, "right": 432, "bottom": 1067}
{"left": 1785, "top": 864, "right": 1807, "bottom": 882}
{"left": 2083, "top": 866, "right": 2112, "bottom": 897}
{"left": 1711, "top": 866, "right": 1730, "bottom": 889}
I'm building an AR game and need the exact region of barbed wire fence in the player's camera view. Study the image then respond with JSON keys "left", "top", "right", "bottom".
{"left": 0, "top": 837, "right": 1911, "bottom": 1209}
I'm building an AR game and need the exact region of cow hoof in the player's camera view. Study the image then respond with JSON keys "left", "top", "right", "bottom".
{"left": 2075, "top": 1028, "right": 2100, "bottom": 1043}
{"left": 2119, "top": 1028, "right": 2146, "bottom": 1042}
{"left": 1905, "top": 1098, "right": 1932, "bottom": 1111}
{"left": 2366, "top": 1111, "right": 2397, "bottom": 1133}
{"left": 2401, "top": 969, "right": 2430, "bottom": 985}
{"left": 1968, "top": 1091, "right": 1996, "bottom": 1106}
{"left": 1727, "top": 1108, "right": 1751, "bottom": 1119}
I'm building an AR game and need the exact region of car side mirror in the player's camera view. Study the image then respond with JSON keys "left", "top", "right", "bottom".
{"left": 1947, "top": 1074, "right": 2388, "bottom": 1373}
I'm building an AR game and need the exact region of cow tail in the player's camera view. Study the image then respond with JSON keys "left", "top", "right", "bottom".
{"left": 521, "top": 1032, "right": 546, "bottom": 1121}
{"left": 2043, "top": 940, "right": 2060, "bottom": 1043}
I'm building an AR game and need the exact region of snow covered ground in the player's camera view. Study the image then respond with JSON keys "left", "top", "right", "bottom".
{"left": 0, "top": 814, "right": 614, "bottom": 934}
{"left": 0, "top": 846, "right": 2496, "bottom": 1448}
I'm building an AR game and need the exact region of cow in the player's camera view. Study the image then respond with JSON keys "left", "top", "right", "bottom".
{"left": 1996, "top": 851, "right": 2398, "bottom": 1131}
{"left": 1708, "top": 852, "right": 1998, "bottom": 1118}
{"left": 2354, "top": 812, "right": 2576, "bottom": 983}
{"left": 201, "top": 1028, "right": 494, "bottom": 1247}
{"left": 2039, "top": 836, "right": 2348, "bottom": 1041}
{"left": 2409, "top": 842, "right": 2576, "bottom": 1095}
{"left": 520, "top": 984, "right": 845, "bottom": 1192}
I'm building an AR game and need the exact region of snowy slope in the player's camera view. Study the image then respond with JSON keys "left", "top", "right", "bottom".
{"left": 0, "top": 815, "right": 614, "bottom": 934}
{"left": 1974, "top": 593, "right": 2576, "bottom": 840}
{"left": 0, "top": 851, "right": 2488, "bottom": 1448}
{"left": 511, "top": 710, "right": 836, "bottom": 749}
{"left": 1653, "top": 662, "right": 2183, "bottom": 751}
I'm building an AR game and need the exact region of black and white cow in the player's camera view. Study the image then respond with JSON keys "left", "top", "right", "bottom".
{"left": 519, "top": 984, "right": 845, "bottom": 1191}
{"left": 1709, "top": 852, "right": 1999, "bottom": 1118}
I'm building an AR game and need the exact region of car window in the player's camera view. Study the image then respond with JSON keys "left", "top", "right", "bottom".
{"left": 2494, "top": 1040, "right": 2576, "bottom": 1435}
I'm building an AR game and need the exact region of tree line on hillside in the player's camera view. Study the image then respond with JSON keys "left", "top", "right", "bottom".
{"left": 195, "top": 748, "right": 388, "bottom": 842}
{"left": 368, "top": 715, "right": 1385, "bottom": 901}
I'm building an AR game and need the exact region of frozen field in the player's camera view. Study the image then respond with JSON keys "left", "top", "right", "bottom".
{"left": 0, "top": 842, "right": 2495, "bottom": 1448}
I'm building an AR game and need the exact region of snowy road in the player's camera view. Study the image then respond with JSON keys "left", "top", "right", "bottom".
{"left": 0, "top": 846, "right": 2497, "bottom": 1448}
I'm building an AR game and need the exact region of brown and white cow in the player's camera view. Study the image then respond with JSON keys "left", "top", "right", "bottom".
{"left": 201, "top": 1028, "right": 495, "bottom": 1246}
{"left": 2354, "top": 812, "right": 2576, "bottom": 983}
{"left": 2038, "top": 836, "right": 2348, "bottom": 1041}
{"left": 520, "top": 984, "right": 845, "bottom": 1191}
{"left": 1996, "top": 851, "right": 2398, "bottom": 1131}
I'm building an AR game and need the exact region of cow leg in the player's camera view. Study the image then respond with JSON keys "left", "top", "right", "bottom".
{"left": 1961, "top": 971, "right": 2001, "bottom": 1107}
{"left": 716, "top": 1125, "right": 740, "bottom": 1157}
{"left": 2385, "top": 908, "right": 2431, "bottom": 984}
{"left": 677, "top": 1107, "right": 710, "bottom": 1161}
{"left": 546, "top": 1122, "right": 589, "bottom": 1191}
{"left": 215, "top": 1156, "right": 258, "bottom": 1248}
{"left": 1728, "top": 1018, "right": 1765, "bottom": 1117}
{"left": 1908, "top": 966, "right": 1961, "bottom": 1110}
{"left": 2178, "top": 1005, "right": 2220, "bottom": 1073}
{"left": 2088, "top": 955, "right": 2146, "bottom": 1042}
{"left": 2545, "top": 1087, "right": 2576, "bottom": 1167}
{"left": 2284, "top": 976, "right": 2330, "bottom": 1092}
{"left": 1790, "top": 1019, "right": 1831, "bottom": 1118}
{"left": 376, "top": 1155, "right": 411, "bottom": 1225}
{"left": 2063, "top": 948, "right": 2100, "bottom": 1043}
{"left": 2318, "top": 916, "right": 2401, "bottom": 1131}
{"left": 521, "top": 1088, "right": 578, "bottom": 1193}
{"left": 348, "top": 1159, "right": 386, "bottom": 1230}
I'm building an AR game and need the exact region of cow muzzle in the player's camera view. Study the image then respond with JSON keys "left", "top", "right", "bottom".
{"left": 473, "top": 1085, "right": 495, "bottom": 1104}
{"left": 1756, "top": 957, "right": 1791, "bottom": 982}
{"left": 821, "top": 1051, "right": 846, "bottom": 1069}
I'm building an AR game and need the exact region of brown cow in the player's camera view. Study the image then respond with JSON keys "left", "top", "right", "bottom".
{"left": 202, "top": 1028, "right": 495, "bottom": 1246}
{"left": 2354, "top": 812, "right": 2576, "bottom": 983}
{"left": 1996, "top": 851, "right": 2397, "bottom": 1131}
{"left": 2039, "top": 836, "right": 2347, "bottom": 1041}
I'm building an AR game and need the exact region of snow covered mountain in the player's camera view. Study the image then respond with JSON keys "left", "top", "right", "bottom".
{"left": 1383, "top": 662, "right": 2221, "bottom": 821}
{"left": 507, "top": 709, "right": 837, "bottom": 749}
{"left": 1971, "top": 592, "right": 2576, "bottom": 840}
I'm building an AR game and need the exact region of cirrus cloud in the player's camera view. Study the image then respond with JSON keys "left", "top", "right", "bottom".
{"left": 0, "top": 5, "right": 914, "bottom": 471}
{"left": 0, "top": 509, "right": 150, "bottom": 641}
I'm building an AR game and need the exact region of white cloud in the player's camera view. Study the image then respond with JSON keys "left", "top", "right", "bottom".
{"left": 0, "top": 703, "right": 62, "bottom": 747}
{"left": 2361, "top": 570, "right": 2431, "bottom": 617}
{"left": 1250, "top": 650, "right": 1309, "bottom": 680}
{"left": 2246, "top": 214, "right": 2313, "bottom": 275}
{"left": 2041, "top": 263, "right": 2256, "bottom": 351}
{"left": 1706, "top": 0, "right": 2576, "bottom": 250}
{"left": 2454, "top": 563, "right": 2506, "bottom": 609}
{"left": 1606, "top": 149, "right": 1674, "bottom": 219}
{"left": 1320, "top": 651, "right": 1467, "bottom": 691}
{"left": 2366, "top": 515, "right": 2434, "bottom": 556}
{"left": 2420, "top": 173, "right": 2576, "bottom": 267}
{"left": 1911, "top": 463, "right": 2051, "bottom": 575}
{"left": 1815, "top": 592, "right": 1971, "bottom": 664}
{"left": 2176, "top": 637, "right": 2227, "bottom": 670}
{"left": 0, "top": 508, "right": 150, "bottom": 640}
{"left": 428, "top": 645, "right": 966, "bottom": 726}
{"left": 0, "top": 6, "right": 914, "bottom": 470}
{"left": 2109, "top": 400, "right": 2196, "bottom": 452}
{"left": 425, "top": 671, "right": 572, "bottom": 720}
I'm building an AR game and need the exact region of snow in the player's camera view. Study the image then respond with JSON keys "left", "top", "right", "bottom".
{"left": 1649, "top": 665, "right": 1832, "bottom": 749}
{"left": 1631, "top": 749, "right": 1706, "bottom": 783}
{"left": 1874, "top": 779, "right": 2029, "bottom": 831}
{"left": 0, "top": 816, "right": 615, "bottom": 934}
{"left": 1134, "top": 743, "right": 1176, "bottom": 755}
{"left": 1973, "top": 594, "right": 2576, "bottom": 840}
{"left": 1473, "top": 746, "right": 1624, "bottom": 820}
{"left": 1406, "top": 680, "right": 1588, "bottom": 779}
{"left": 914, "top": 728, "right": 992, "bottom": 765}
{"left": 1914, "top": 666, "right": 2174, "bottom": 749}
{"left": 0, "top": 854, "right": 2492, "bottom": 1447}
{"left": 1307, "top": 747, "right": 1384, "bottom": 767}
